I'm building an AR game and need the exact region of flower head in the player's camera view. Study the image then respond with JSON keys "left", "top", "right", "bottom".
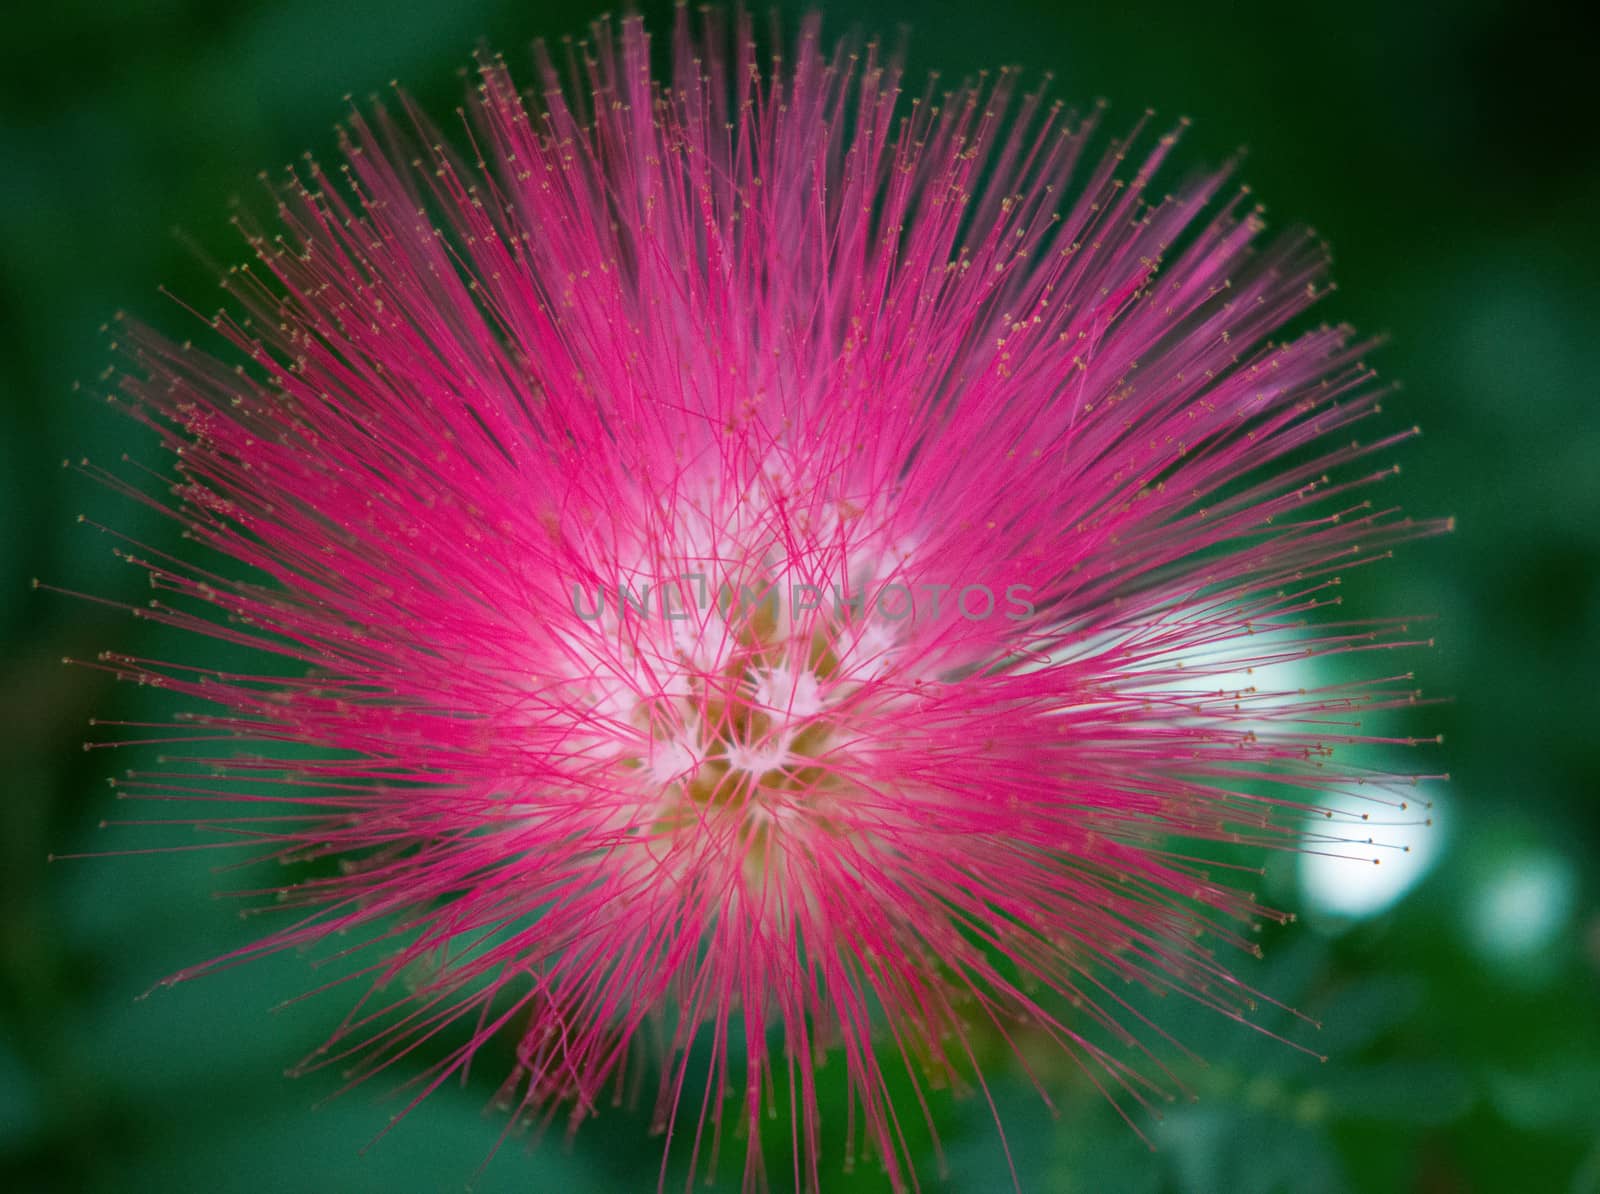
{"left": 86, "top": 10, "right": 1447, "bottom": 1190}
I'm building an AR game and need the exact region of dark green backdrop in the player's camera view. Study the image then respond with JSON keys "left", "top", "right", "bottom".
{"left": 3, "top": 1, "right": 1596, "bottom": 1191}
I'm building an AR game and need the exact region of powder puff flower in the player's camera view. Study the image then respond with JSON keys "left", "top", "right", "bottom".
{"left": 72, "top": 9, "right": 1449, "bottom": 1190}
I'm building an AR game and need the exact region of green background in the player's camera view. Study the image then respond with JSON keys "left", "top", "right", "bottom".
{"left": 2, "top": 0, "right": 1596, "bottom": 1190}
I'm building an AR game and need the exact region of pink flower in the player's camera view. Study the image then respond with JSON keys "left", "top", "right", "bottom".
{"left": 86, "top": 10, "right": 1448, "bottom": 1190}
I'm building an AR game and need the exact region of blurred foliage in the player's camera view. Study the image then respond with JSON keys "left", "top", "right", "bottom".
{"left": 3, "top": 0, "right": 1597, "bottom": 1191}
